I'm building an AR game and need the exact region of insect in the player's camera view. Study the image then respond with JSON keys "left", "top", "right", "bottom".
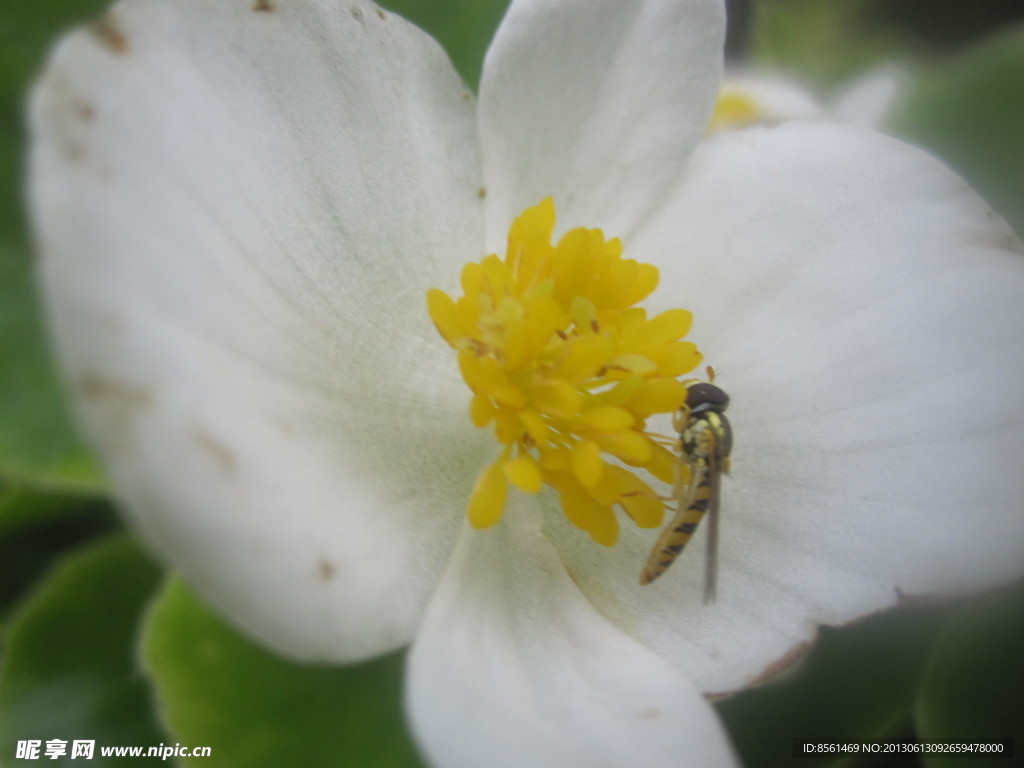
{"left": 639, "top": 368, "right": 732, "bottom": 604}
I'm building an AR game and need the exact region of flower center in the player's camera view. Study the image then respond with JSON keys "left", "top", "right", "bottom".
{"left": 427, "top": 199, "right": 702, "bottom": 546}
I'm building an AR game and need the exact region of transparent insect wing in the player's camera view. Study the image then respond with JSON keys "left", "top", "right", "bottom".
{"left": 702, "top": 450, "right": 722, "bottom": 605}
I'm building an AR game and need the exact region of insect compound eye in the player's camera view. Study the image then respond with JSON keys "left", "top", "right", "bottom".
{"left": 685, "top": 382, "right": 730, "bottom": 412}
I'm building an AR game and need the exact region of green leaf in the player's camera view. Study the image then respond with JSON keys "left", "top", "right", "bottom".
{"left": 749, "top": 0, "right": 911, "bottom": 88}
{"left": 0, "top": 244, "right": 105, "bottom": 493}
{"left": 141, "top": 577, "right": 426, "bottom": 768}
{"left": 915, "top": 581, "right": 1024, "bottom": 768}
{"left": 886, "top": 25, "right": 1024, "bottom": 237}
{"left": 0, "top": 481, "right": 101, "bottom": 534}
{"left": 0, "top": 534, "right": 166, "bottom": 765}
{"left": 0, "top": 487, "right": 117, "bottom": 623}
{"left": 717, "top": 604, "right": 950, "bottom": 768}
{"left": 0, "top": 0, "right": 111, "bottom": 492}
{"left": 380, "top": 0, "right": 510, "bottom": 91}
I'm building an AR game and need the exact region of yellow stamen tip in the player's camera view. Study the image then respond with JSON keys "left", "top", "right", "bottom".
{"left": 468, "top": 461, "right": 508, "bottom": 529}
{"left": 426, "top": 288, "right": 460, "bottom": 344}
{"left": 577, "top": 405, "right": 635, "bottom": 432}
{"left": 571, "top": 440, "right": 604, "bottom": 489}
{"left": 588, "top": 504, "right": 620, "bottom": 547}
{"left": 504, "top": 455, "right": 543, "bottom": 493}
{"left": 597, "top": 429, "right": 653, "bottom": 466}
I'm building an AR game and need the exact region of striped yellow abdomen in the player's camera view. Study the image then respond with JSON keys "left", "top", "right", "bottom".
{"left": 638, "top": 477, "right": 712, "bottom": 585}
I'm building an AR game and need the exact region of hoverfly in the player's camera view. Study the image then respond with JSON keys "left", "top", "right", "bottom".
{"left": 639, "top": 368, "right": 732, "bottom": 604}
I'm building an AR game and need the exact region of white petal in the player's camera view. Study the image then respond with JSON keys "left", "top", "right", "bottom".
{"left": 477, "top": 0, "right": 725, "bottom": 250}
{"left": 543, "top": 122, "right": 1024, "bottom": 693}
{"left": 30, "top": 0, "right": 486, "bottom": 662}
{"left": 831, "top": 66, "right": 908, "bottom": 129}
{"left": 406, "top": 502, "right": 739, "bottom": 768}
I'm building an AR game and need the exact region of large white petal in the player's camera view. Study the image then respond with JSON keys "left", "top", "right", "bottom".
{"left": 30, "top": 0, "right": 486, "bottom": 662}
{"left": 831, "top": 66, "right": 907, "bottom": 129}
{"left": 477, "top": 0, "right": 725, "bottom": 250}
{"left": 542, "top": 122, "right": 1024, "bottom": 693}
{"left": 407, "top": 501, "right": 739, "bottom": 768}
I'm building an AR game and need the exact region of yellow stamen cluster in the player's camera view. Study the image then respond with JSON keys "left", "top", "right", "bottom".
{"left": 427, "top": 199, "right": 702, "bottom": 546}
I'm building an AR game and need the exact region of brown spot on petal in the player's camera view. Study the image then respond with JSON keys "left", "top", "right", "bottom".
{"left": 75, "top": 102, "right": 95, "bottom": 122}
{"left": 376, "top": 8, "right": 386, "bottom": 19}
{"left": 351, "top": 7, "right": 364, "bottom": 21}
{"left": 80, "top": 374, "right": 152, "bottom": 410}
{"left": 79, "top": 374, "right": 153, "bottom": 449}
{"left": 970, "top": 209, "right": 1024, "bottom": 254}
{"left": 637, "top": 708, "right": 663, "bottom": 721}
{"left": 477, "top": 187, "right": 487, "bottom": 199}
{"left": 253, "top": 0, "right": 273, "bottom": 11}
{"left": 63, "top": 143, "right": 86, "bottom": 163}
{"left": 986, "top": 229, "right": 1023, "bottom": 254}
{"left": 717, "top": 637, "right": 815, "bottom": 696}
{"left": 195, "top": 427, "right": 236, "bottom": 474}
{"left": 318, "top": 559, "right": 336, "bottom": 581}
{"left": 92, "top": 15, "right": 129, "bottom": 55}
{"left": 755, "top": 638, "right": 813, "bottom": 684}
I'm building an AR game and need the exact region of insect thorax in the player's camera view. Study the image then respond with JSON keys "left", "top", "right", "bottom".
{"left": 682, "top": 411, "right": 732, "bottom": 461}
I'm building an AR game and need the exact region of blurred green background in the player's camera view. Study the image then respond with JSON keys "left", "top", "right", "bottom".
{"left": 1, "top": 1, "right": 1022, "bottom": 766}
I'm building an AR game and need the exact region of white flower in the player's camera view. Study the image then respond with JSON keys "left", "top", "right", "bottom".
{"left": 28, "top": 0, "right": 1024, "bottom": 766}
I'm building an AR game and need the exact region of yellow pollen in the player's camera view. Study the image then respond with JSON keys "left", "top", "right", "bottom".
{"left": 707, "top": 90, "right": 763, "bottom": 134}
{"left": 427, "top": 198, "right": 702, "bottom": 546}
